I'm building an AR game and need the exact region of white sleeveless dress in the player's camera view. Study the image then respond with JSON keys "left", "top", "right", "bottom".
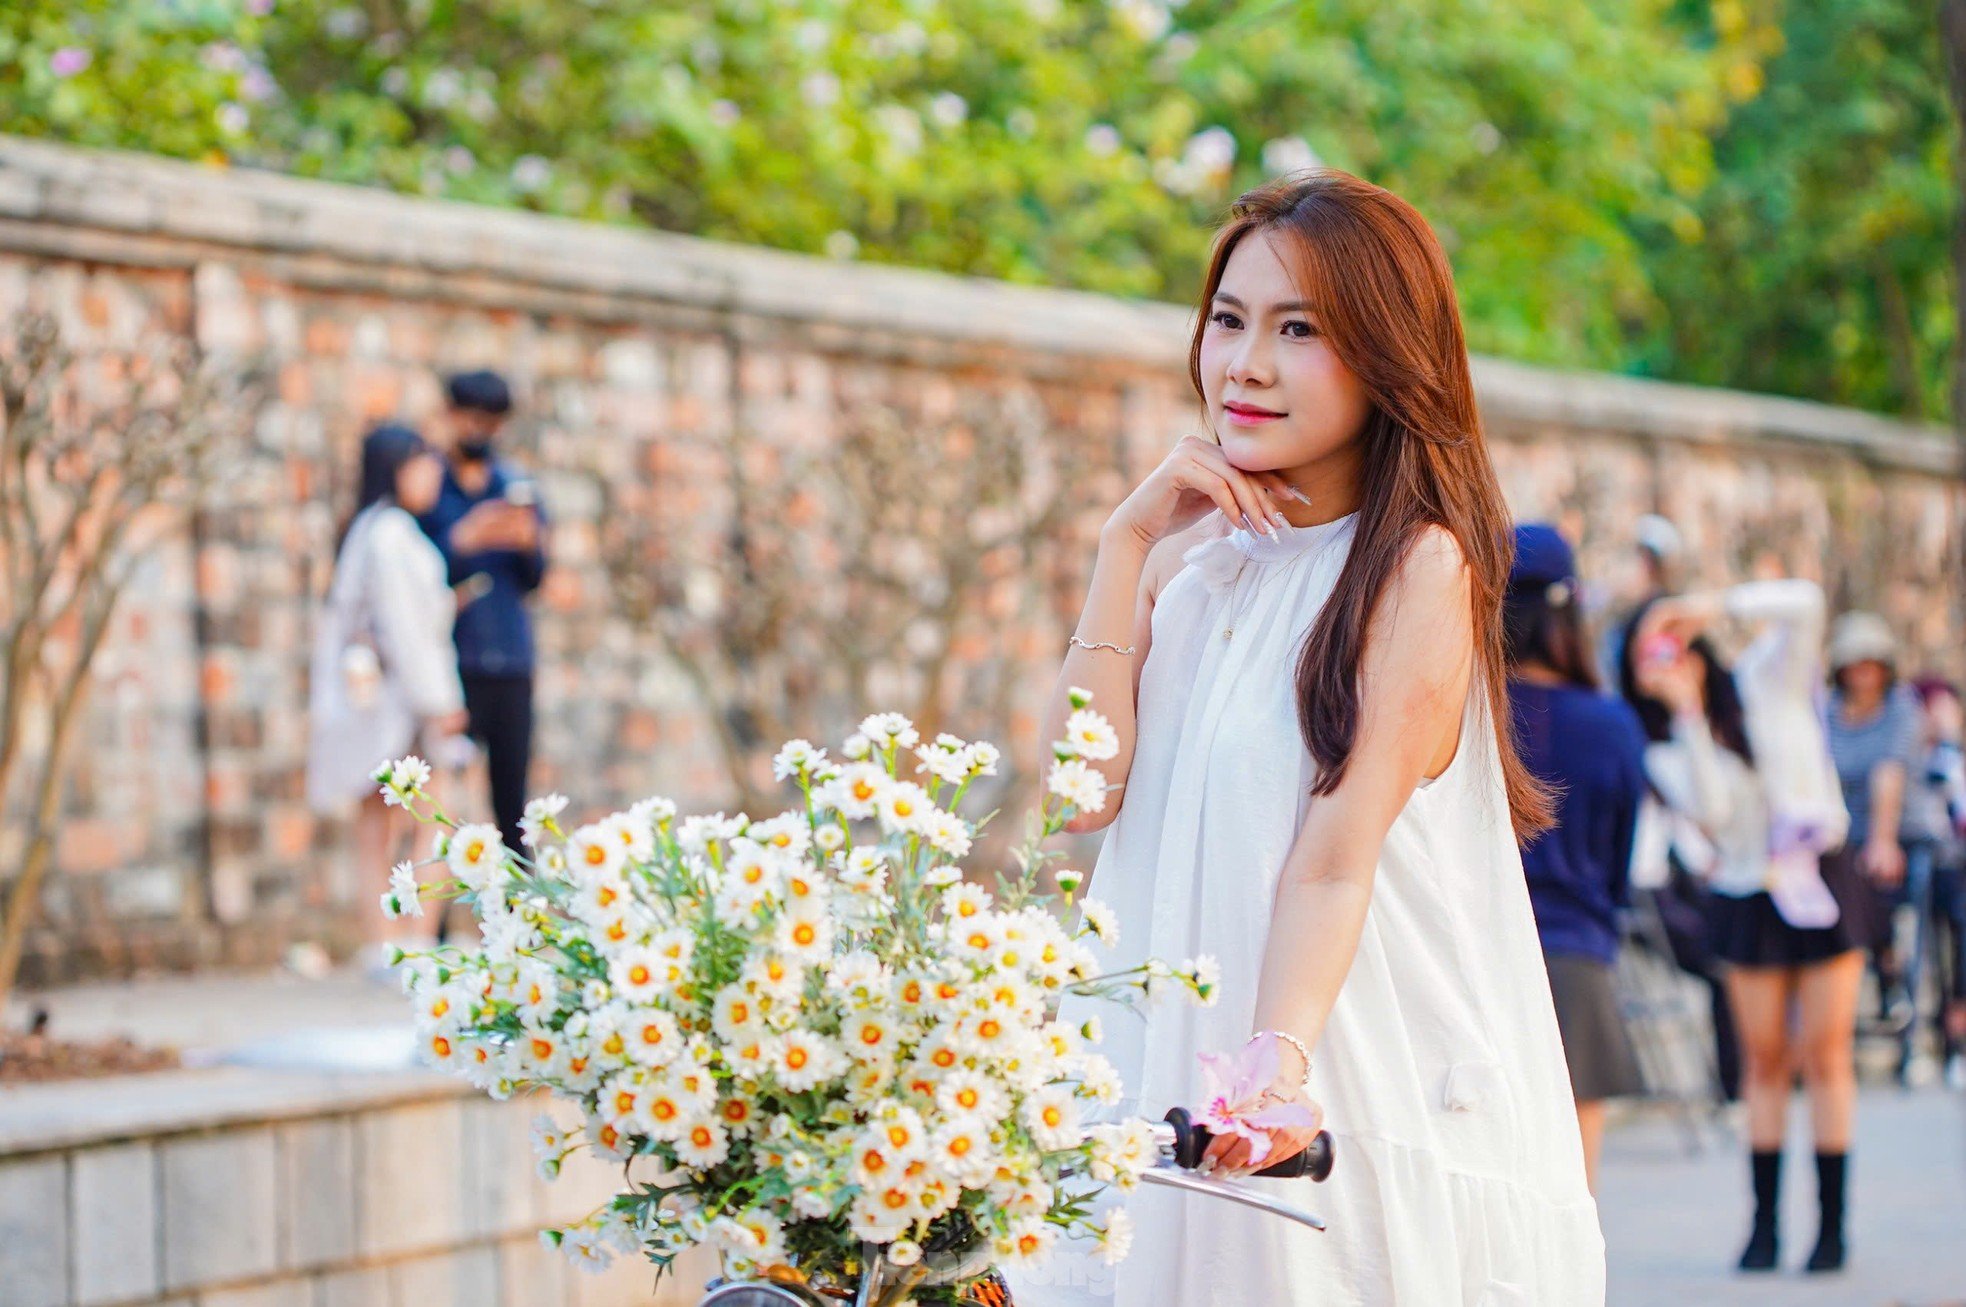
{"left": 1010, "top": 513, "right": 1605, "bottom": 1306}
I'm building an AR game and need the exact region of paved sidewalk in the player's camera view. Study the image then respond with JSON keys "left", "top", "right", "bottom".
{"left": 1600, "top": 1090, "right": 1966, "bottom": 1306}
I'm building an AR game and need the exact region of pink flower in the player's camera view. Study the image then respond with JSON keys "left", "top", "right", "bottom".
{"left": 50, "top": 48, "right": 91, "bottom": 78}
{"left": 1193, "top": 1033, "right": 1320, "bottom": 1168}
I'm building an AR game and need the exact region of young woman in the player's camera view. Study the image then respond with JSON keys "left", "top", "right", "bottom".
{"left": 1504, "top": 524, "right": 1649, "bottom": 1194}
{"left": 306, "top": 424, "right": 469, "bottom": 960}
{"left": 1014, "top": 172, "right": 1601, "bottom": 1305}
{"left": 1619, "top": 582, "right": 1857, "bottom": 1274}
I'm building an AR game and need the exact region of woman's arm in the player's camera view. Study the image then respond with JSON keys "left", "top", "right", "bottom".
{"left": 1207, "top": 528, "right": 1474, "bottom": 1173}
{"left": 1045, "top": 430, "right": 1301, "bottom": 835}
{"left": 1045, "top": 526, "right": 1188, "bottom": 835}
{"left": 370, "top": 515, "right": 467, "bottom": 719}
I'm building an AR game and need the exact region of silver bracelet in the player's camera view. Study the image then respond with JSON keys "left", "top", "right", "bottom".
{"left": 1251, "top": 1029, "right": 1314, "bottom": 1093}
{"left": 1068, "top": 636, "right": 1137, "bottom": 656}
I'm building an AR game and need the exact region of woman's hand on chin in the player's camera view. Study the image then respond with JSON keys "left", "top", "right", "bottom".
{"left": 1106, "top": 434, "right": 1301, "bottom": 552}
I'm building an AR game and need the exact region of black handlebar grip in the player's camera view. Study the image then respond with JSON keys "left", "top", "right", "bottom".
{"left": 1163, "top": 1107, "right": 1336, "bottom": 1182}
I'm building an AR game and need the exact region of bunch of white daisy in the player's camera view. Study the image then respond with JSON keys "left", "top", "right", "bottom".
{"left": 376, "top": 690, "right": 1214, "bottom": 1303}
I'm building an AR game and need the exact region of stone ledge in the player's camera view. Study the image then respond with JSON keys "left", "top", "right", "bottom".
{"left": 0, "top": 134, "right": 1955, "bottom": 473}
{"left": 0, "top": 1066, "right": 465, "bottom": 1157}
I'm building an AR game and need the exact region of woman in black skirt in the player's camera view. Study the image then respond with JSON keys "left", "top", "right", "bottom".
{"left": 1620, "top": 579, "right": 1863, "bottom": 1275}
{"left": 1504, "top": 525, "right": 1649, "bottom": 1193}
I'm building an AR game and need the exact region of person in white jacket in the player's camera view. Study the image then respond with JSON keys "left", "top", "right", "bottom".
{"left": 306, "top": 424, "right": 468, "bottom": 957}
{"left": 1618, "top": 578, "right": 1862, "bottom": 1275}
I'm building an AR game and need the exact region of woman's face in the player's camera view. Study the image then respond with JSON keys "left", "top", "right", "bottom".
{"left": 1197, "top": 232, "right": 1373, "bottom": 489}
{"left": 395, "top": 451, "right": 444, "bottom": 515}
{"left": 1841, "top": 659, "right": 1892, "bottom": 704}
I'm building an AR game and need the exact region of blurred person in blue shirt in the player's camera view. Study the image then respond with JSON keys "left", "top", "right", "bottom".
{"left": 1505, "top": 523, "right": 1649, "bottom": 1194}
{"left": 417, "top": 369, "right": 548, "bottom": 868}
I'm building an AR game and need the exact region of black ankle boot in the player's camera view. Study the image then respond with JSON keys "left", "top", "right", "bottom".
{"left": 1738, "top": 1150, "right": 1780, "bottom": 1271}
{"left": 1806, "top": 1151, "right": 1847, "bottom": 1273}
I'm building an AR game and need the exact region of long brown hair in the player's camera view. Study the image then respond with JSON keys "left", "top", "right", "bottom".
{"left": 1188, "top": 171, "right": 1551, "bottom": 838}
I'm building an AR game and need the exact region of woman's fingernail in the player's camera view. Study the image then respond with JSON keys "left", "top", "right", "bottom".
{"left": 1287, "top": 487, "right": 1313, "bottom": 505}
{"left": 1270, "top": 511, "right": 1290, "bottom": 529}
{"left": 1263, "top": 518, "right": 1280, "bottom": 541}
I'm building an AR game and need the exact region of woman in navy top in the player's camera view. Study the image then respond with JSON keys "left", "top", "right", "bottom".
{"left": 1505, "top": 524, "right": 1649, "bottom": 1192}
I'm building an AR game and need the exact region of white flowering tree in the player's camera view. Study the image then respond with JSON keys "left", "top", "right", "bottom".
{"left": 0, "top": 313, "right": 262, "bottom": 1003}
{"left": 596, "top": 392, "right": 1106, "bottom": 819}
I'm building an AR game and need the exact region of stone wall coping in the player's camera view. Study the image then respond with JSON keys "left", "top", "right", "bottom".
{"left": 0, "top": 134, "right": 1957, "bottom": 473}
{"left": 0, "top": 1065, "right": 469, "bottom": 1157}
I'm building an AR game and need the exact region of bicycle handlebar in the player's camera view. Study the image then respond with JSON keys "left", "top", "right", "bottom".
{"left": 1161, "top": 1107, "right": 1337, "bottom": 1181}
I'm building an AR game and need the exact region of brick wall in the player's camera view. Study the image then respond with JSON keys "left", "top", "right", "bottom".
{"left": 0, "top": 137, "right": 1959, "bottom": 985}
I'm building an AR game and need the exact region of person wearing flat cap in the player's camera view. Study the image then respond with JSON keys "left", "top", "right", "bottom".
{"left": 1503, "top": 524, "right": 1649, "bottom": 1195}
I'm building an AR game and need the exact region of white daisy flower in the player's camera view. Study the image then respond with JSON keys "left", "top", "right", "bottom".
{"left": 1079, "top": 897, "right": 1120, "bottom": 947}
{"left": 519, "top": 793, "right": 569, "bottom": 845}
{"left": 608, "top": 946, "right": 668, "bottom": 1003}
{"left": 876, "top": 781, "right": 934, "bottom": 835}
{"left": 1046, "top": 758, "right": 1108, "bottom": 813}
{"left": 858, "top": 712, "right": 919, "bottom": 750}
{"left": 841, "top": 731, "right": 873, "bottom": 761}
{"left": 622, "top": 1006, "right": 686, "bottom": 1068}
{"left": 940, "top": 882, "right": 992, "bottom": 922}
{"left": 712, "top": 985, "right": 767, "bottom": 1042}
{"left": 1064, "top": 708, "right": 1120, "bottom": 760}
{"left": 446, "top": 823, "right": 506, "bottom": 890}
{"left": 673, "top": 1116, "right": 731, "bottom": 1169}
{"left": 559, "top": 1226, "right": 614, "bottom": 1274}
{"left": 774, "top": 1029, "right": 844, "bottom": 1092}
{"left": 602, "top": 810, "right": 656, "bottom": 863}
{"left": 629, "top": 794, "right": 676, "bottom": 828}
{"left": 834, "top": 845, "right": 884, "bottom": 888}
{"left": 1021, "top": 1085, "right": 1084, "bottom": 1150}
{"left": 914, "top": 742, "right": 972, "bottom": 786}
{"left": 928, "top": 1114, "right": 997, "bottom": 1185}
{"left": 923, "top": 810, "right": 973, "bottom": 858}
{"left": 813, "top": 822, "right": 846, "bottom": 853}
{"left": 934, "top": 1069, "right": 1007, "bottom": 1121}
{"left": 771, "top": 738, "right": 822, "bottom": 780}
{"left": 840, "top": 1010, "right": 901, "bottom": 1062}
{"left": 775, "top": 904, "right": 834, "bottom": 962}
{"left": 1097, "top": 1208, "right": 1135, "bottom": 1265}
{"left": 375, "top": 755, "right": 431, "bottom": 805}
{"left": 848, "top": 1187, "right": 916, "bottom": 1244}
{"left": 566, "top": 823, "right": 626, "bottom": 882}
{"left": 826, "top": 762, "right": 888, "bottom": 820}
{"left": 963, "top": 741, "right": 1002, "bottom": 776}
{"left": 995, "top": 1216, "right": 1057, "bottom": 1266}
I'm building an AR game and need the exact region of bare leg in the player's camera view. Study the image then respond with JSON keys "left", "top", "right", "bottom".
{"left": 1726, "top": 966, "right": 1797, "bottom": 1150}
{"left": 1575, "top": 1099, "right": 1606, "bottom": 1195}
{"left": 1794, "top": 950, "right": 1862, "bottom": 1152}
{"left": 354, "top": 793, "right": 432, "bottom": 952}
{"left": 1794, "top": 948, "right": 1861, "bottom": 1271}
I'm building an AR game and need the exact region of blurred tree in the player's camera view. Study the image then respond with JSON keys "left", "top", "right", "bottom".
{"left": 3, "top": 1, "right": 1945, "bottom": 419}
{"left": 1633, "top": 1, "right": 1956, "bottom": 421}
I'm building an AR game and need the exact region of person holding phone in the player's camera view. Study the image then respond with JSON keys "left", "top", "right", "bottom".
{"left": 417, "top": 369, "right": 549, "bottom": 867}
{"left": 1618, "top": 580, "right": 1860, "bottom": 1274}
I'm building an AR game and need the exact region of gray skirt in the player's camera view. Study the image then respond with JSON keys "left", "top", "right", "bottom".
{"left": 1545, "top": 952, "right": 1645, "bottom": 1101}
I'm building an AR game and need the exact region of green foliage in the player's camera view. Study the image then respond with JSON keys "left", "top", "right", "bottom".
{"left": 1633, "top": 1, "right": 1957, "bottom": 420}
{"left": 0, "top": 0, "right": 1952, "bottom": 419}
